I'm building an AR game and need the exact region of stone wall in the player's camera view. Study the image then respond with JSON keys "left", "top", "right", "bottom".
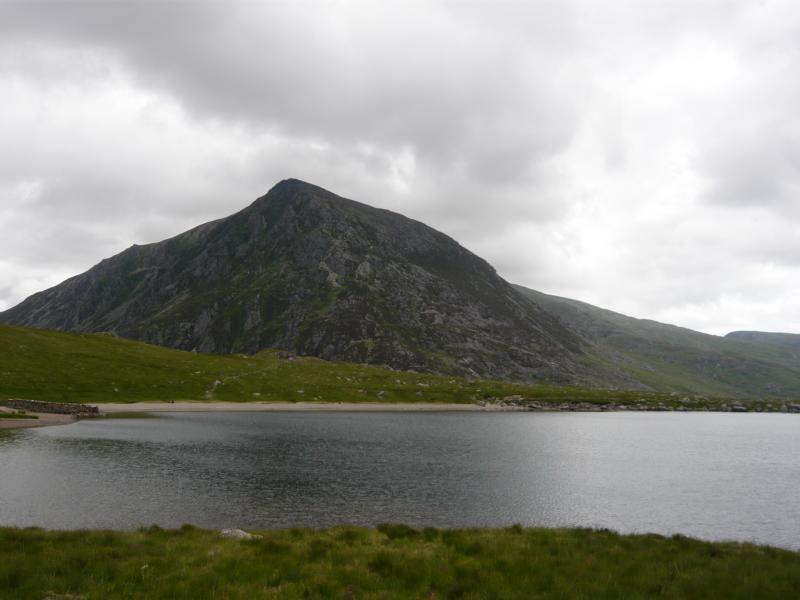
{"left": 2, "top": 399, "right": 99, "bottom": 416}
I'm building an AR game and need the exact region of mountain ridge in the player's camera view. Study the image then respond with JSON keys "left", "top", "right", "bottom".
{"left": 514, "top": 285, "right": 800, "bottom": 398}
{"left": 725, "top": 331, "right": 800, "bottom": 351}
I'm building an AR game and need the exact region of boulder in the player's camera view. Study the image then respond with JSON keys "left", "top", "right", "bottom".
{"left": 220, "top": 529, "right": 262, "bottom": 540}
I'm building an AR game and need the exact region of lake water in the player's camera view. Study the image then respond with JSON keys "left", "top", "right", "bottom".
{"left": 1, "top": 411, "right": 799, "bottom": 549}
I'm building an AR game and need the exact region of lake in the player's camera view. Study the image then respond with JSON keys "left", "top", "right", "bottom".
{"left": 1, "top": 411, "right": 799, "bottom": 549}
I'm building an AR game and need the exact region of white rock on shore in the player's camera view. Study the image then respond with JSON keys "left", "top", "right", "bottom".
{"left": 220, "top": 529, "right": 262, "bottom": 540}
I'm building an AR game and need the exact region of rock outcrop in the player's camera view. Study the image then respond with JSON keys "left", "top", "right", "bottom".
{"left": 3, "top": 399, "right": 99, "bottom": 416}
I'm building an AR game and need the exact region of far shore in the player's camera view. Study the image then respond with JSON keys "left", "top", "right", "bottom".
{"left": 95, "top": 401, "right": 494, "bottom": 413}
{"left": 0, "top": 401, "right": 520, "bottom": 431}
{"left": 5, "top": 397, "right": 796, "bottom": 431}
{"left": 0, "top": 411, "right": 76, "bottom": 430}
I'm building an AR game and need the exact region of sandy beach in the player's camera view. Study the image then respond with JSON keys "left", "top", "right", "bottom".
{"left": 0, "top": 411, "right": 76, "bottom": 430}
{"left": 95, "top": 401, "right": 489, "bottom": 413}
{"left": 0, "top": 401, "right": 506, "bottom": 430}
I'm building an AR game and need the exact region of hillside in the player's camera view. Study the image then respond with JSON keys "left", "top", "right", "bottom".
{"left": 0, "top": 179, "right": 585, "bottom": 383}
{"left": 4, "top": 323, "right": 797, "bottom": 412}
{"left": 0, "top": 323, "right": 669, "bottom": 406}
{"left": 726, "top": 331, "right": 800, "bottom": 351}
{"left": 515, "top": 285, "right": 800, "bottom": 399}
{"left": 0, "top": 323, "right": 490, "bottom": 405}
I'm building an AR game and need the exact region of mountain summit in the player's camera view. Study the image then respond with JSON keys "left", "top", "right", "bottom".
{"left": 0, "top": 179, "right": 586, "bottom": 381}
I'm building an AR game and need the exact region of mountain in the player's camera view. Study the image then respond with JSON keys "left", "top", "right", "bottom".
{"left": 4, "top": 178, "right": 798, "bottom": 398}
{"left": 726, "top": 331, "right": 800, "bottom": 351}
{"left": 0, "top": 179, "right": 587, "bottom": 383}
{"left": 514, "top": 285, "right": 800, "bottom": 398}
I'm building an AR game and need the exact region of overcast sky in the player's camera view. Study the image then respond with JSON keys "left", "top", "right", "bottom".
{"left": 1, "top": 0, "right": 798, "bottom": 335}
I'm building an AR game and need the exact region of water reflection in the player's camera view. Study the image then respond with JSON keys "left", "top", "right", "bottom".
{"left": 1, "top": 412, "right": 799, "bottom": 549}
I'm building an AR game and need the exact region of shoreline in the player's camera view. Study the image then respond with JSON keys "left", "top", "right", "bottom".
{"left": 5, "top": 398, "right": 799, "bottom": 430}
{"left": 0, "top": 411, "right": 76, "bottom": 430}
{"left": 93, "top": 400, "right": 800, "bottom": 415}
{"left": 1, "top": 401, "right": 494, "bottom": 430}
{"left": 95, "top": 401, "right": 493, "bottom": 413}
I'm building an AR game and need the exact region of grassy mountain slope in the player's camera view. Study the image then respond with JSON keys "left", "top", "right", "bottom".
{"left": 0, "top": 323, "right": 487, "bottom": 404}
{"left": 514, "top": 285, "right": 800, "bottom": 399}
{"left": 726, "top": 330, "right": 800, "bottom": 351}
{"left": 3, "top": 323, "right": 760, "bottom": 408}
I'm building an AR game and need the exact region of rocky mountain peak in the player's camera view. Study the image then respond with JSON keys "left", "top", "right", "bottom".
{"left": 0, "top": 180, "right": 586, "bottom": 382}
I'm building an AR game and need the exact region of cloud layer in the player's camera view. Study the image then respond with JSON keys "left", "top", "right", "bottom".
{"left": 1, "top": 0, "right": 799, "bottom": 335}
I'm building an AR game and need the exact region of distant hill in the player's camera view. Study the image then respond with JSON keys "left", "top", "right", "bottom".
{"left": 0, "top": 179, "right": 586, "bottom": 383}
{"left": 514, "top": 286, "right": 800, "bottom": 398}
{"left": 726, "top": 331, "right": 800, "bottom": 351}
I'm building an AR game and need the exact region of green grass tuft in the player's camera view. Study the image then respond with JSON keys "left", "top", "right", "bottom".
{"left": 1, "top": 525, "right": 799, "bottom": 599}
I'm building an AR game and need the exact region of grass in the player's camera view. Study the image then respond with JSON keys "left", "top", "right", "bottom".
{"left": 516, "top": 285, "right": 800, "bottom": 400}
{"left": 0, "top": 324, "right": 791, "bottom": 410}
{"left": 0, "top": 411, "right": 38, "bottom": 420}
{"left": 100, "top": 412, "right": 159, "bottom": 419}
{"left": 1, "top": 525, "right": 798, "bottom": 599}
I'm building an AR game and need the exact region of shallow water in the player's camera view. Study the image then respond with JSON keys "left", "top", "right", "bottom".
{"left": 1, "top": 411, "right": 799, "bottom": 548}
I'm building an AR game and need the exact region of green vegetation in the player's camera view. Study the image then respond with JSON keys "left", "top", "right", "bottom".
{"left": 1, "top": 525, "right": 799, "bottom": 599}
{"left": 516, "top": 285, "right": 800, "bottom": 399}
{"left": 0, "top": 411, "right": 38, "bottom": 420}
{"left": 101, "top": 412, "right": 159, "bottom": 419}
{"left": 0, "top": 324, "right": 792, "bottom": 410}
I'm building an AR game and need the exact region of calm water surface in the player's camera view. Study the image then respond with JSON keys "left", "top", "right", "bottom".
{"left": 1, "top": 411, "right": 799, "bottom": 548}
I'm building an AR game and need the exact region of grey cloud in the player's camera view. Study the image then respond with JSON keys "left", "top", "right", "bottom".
{"left": 689, "top": 6, "right": 800, "bottom": 214}
{"left": 1, "top": 0, "right": 800, "bottom": 334}
{"left": 0, "top": 1, "right": 579, "bottom": 192}
{"left": 703, "top": 132, "right": 800, "bottom": 212}
{"left": 0, "top": 284, "right": 12, "bottom": 305}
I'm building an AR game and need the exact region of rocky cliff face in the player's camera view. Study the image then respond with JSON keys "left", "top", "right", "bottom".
{"left": 0, "top": 179, "right": 587, "bottom": 382}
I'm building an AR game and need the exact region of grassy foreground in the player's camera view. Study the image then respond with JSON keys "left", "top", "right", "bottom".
{"left": 1, "top": 525, "right": 799, "bottom": 599}
{"left": 0, "top": 324, "right": 789, "bottom": 410}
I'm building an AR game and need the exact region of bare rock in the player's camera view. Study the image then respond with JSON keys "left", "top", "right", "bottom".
{"left": 220, "top": 528, "right": 261, "bottom": 540}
